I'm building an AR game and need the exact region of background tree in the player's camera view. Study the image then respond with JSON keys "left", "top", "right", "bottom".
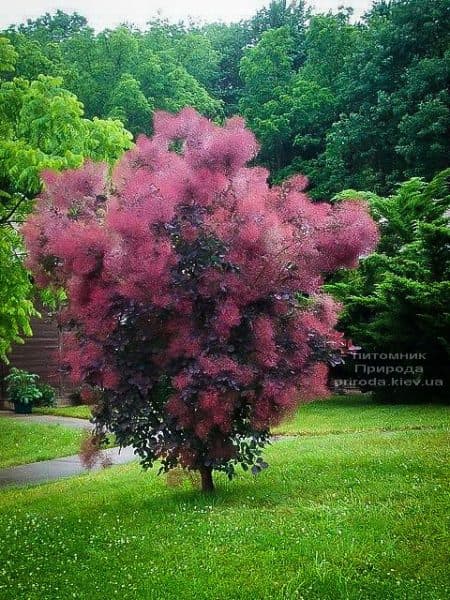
{"left": 273, "top": 10, "right": 356, "bottom": 185}
{"left": 0, "top": 36, "right": 18, "bottom": 74}
{"left": 14, "top": 10, "right": 88, "bottom": 43}
{"left": 0, "top": 227, "right": 37, "bottom": 361}
{"left": 249, "top": 0, "right": 309, "bottom": 68}
{"left": 23, "top": 109, "right": 378, "bottom": 491}
{"left": 4, "top": 19, "right": 223, "bottom": 131}
{"left": 0, "top": 38, "right": 38, "bottom": 361}
{"left": 326, "top": 170, "right": 450, "bottom": 401}
{"left": 0, "top": 65, "right": 132, "bottom": 362}
{"left": 317, "top": 0, "right": 450, "bottom": 196}
{"left": 3, "top": 1, "right": 448, "bottom": 195}
{"left": 203, "top": 22, "right": 252, "bottom": 115}
{"left": 394, "top": 51, "right": 450, "bottom": 179}
{"left": 301, "top": 10, "right": 356, "bottom": 90}
{"left": 3, "top": 30, "right": 66, "bottom": 81}
{"left": 174, "top": 31, "right": 220, "bottom": 90}
{"left": 0, "top": 74, "right": 132, "bottom": 210}
{"left": 239, "top": 27, "right": 296, "bottom": 170}
{"left": 107, "top": 73, "right": 153, "bottom": 136}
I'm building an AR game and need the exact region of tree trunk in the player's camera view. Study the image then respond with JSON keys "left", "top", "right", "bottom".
{"left": 199, "top": 465, "right": 214, "bottom": 493}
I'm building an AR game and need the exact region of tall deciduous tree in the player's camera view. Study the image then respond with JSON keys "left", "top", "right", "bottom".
{"left": 0, "top": 74, "right": 132, "bottom": 211}
{"left": 203, "top": 21, "right": 252, "bottom": 115}
{"left": 24, "top": 108, "right": 378, "bottom": 491}
{"left": 14, "top": 10, "right": 88, "bottom": 43}
{"left": 250, "top": 0, "right": 309, "bottom": 68}
{"left": 0, "top": 67, "right": 132, "bottom": 362}
{"left": 239, "top": 27, "right": 295, "bottom": 170}
{"left": 318, "top": 0, "right": 450, "bottom": 196}
{"left": 107, "top": 73, "right": 153, "bottom": 136}
{"left": 0, "top": 38, "right": 37, "bottom": 361}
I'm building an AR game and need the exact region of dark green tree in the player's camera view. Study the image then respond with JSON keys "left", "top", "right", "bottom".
{"left": 250, "top": 0, "right": 309, "bottom": 68}
{"left": 14, "top": 10, "right": 88, "bottom": 43}
{"left": 318, "top": 0, "right": 450, "bottom": 196}
{"left": 274, "top": 10, "right": 357, "bottom": 187}
{"left": 327, "top": 170, "right": 450, "bottom": 401}
{"left": 239, "top": 27, "right": 295, "bottom": 170}
{"left": 203, "top": 21, "right": 252, "bottom": 114}
{"left": 107, "top": 73, "right": 153, "bottom": 136}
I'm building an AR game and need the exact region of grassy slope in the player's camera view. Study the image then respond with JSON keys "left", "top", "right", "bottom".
{"left": 0, "top": 425, "right": 449, "bottom": 599}
{"left": 0, "top": 418, "right": 85, "bottom": 468}
{"left": 33, "top": 405, "right": 92, "bottom": 419}
{"left": 273, "top": 394, "right": 449, "bottom": 435}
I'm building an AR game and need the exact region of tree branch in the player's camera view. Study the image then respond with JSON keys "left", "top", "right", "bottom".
{"left": 0, "top": 194, "right": 28, "bottom": 225}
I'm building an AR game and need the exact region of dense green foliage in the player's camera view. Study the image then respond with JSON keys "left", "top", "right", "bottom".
{"left": 5, "top": 17, "right": 222, "bottom": 131}
{"left": 0, "top": 72, "right": 132, "bottom": 200}
{"left": 4, "top": 367, "right": 56, "bottom": 408}
{"left": 0, "top": 401, "right": 448, "bottom": 597}
{"left": 34, "top": 382, "right": 57, "bottom": 407}
{"left": 327, "top": 169, "right": 450, "bottom": 401}
{"left": 0, "top": 226, "right": 36, "bottom": 361}
{"left": 3, "top": 1, "right": 448, "bottom": 196}
{"left": 5, "top": 367, "right": 42, "bottom": 406}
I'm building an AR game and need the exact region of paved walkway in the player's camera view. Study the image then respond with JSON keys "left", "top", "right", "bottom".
{"left": 0, "top": 411, "right": 137, "bottom": 488}
{"left": 0, "top": 412, "right": 296, "bottom": 488}
{"left": 0, "top": 446, "right": 137, "bottom": 487}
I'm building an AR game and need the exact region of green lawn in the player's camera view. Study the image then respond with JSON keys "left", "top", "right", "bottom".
{"left": 33, "top": 395, "right": 450, "bottom": 434}
{"left": 33, "top": 404, "right": 92, "bottom": 419}
{"left": 0, "top": 418, "right": 449, "bottom": 598}
{"left": 273, "top": 394, "right": 449, "bottom": 435}
{"left": 0, "top": 418, "right": 86, "bottom": 468}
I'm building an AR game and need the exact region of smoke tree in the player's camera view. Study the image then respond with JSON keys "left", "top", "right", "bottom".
{"left": 23, "top": 108, "right": 378, "bottom": 491}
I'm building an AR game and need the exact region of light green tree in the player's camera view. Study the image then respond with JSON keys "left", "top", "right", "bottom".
{"left": 0, "top": 62, "right": 132, "bottom": 361}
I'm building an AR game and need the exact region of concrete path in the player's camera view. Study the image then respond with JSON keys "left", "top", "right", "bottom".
{"left": 0, "top": 412, "right": 294, "bottom": 488}
{"left": 0, "top": 446, "right": 137, "bottom": 487}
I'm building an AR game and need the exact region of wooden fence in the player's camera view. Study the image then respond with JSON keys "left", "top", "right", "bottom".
{"left": 0, "top": 310, "right": 69, "bottom": 407}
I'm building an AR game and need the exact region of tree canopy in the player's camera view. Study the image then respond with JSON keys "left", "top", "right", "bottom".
{"left": 3, "top": 0, "right": 448, "bottom": 196}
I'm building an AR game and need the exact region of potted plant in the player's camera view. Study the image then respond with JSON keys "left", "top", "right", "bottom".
{"left": 5, "top": 368, "right": 43, "bottom": 414}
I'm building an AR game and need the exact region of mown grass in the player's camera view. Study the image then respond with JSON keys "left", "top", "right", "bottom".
{"left": 33, "top": 394, "right": 450, "bottom": 435}
{"left": 33, "top": 404, "right": 92, "bottom": 419}
{"left": 0, "top": 424, "right": 448, "bottom": 599}
{"left": 273, "top": 394, "right": 449, "bottom": 435}
{"left": 0, "top": 418, "right": 85, "bottom": 468}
